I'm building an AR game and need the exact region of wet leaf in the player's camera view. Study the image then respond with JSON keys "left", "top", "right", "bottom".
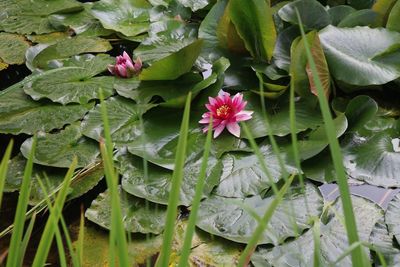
{"left": 0, "top": 33, "right": 31, "bottom": 67}
{"left": 0, "top": 80, "right": 92, "bottom": 135}
{"left": 252, "top": 197, "right": 383, "bottom": 266}
{"left": 385, "top": 193, "right": 400, "bottom": 244}
{"left": 86, "top": 186, "right": 167, "bottom": 234}
{"left": 20, "top": 124, "right": 100, "bottom": 168}
{"left": 119, "top": 152, "right": 222, "bottom": 206}
{"left": 197, "top": 182, "right": 323, "bottom": 245}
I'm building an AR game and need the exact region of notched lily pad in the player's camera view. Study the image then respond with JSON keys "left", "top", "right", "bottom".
{"left": 119, "top": 152, "right": 222, "bottom": 206}
{"left": 20, "top": 124, "right": 100, "bottom": 168}
{"left": 197, "top": 182, "right": 323, "bottom": 245}
{"left": 86, "top": 186, "right": 167, "bottom": 234}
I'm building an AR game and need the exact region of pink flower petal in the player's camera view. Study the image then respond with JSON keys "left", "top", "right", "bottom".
{"left": 235, "top": 110, "right": 253, "bottom": 122}
{"left": 117, "top": 64, "right": 127, "bottom": 77}
{"left": 232, "top": 93, "right": 243, "bottom": 106}
{"left": 226, "top": 122, "right": 240, "bottom": 137}
{"left": 107, "top": 65, "right": 115, "bottom": 75}
{"left": 208, "top": 97, "right": 218, "bottom": 106}
{"left": 199, "top": 118, "right": 210, "bottom": 124}
{"left": 213, "top": 123, "right": 226, "bottom": 138}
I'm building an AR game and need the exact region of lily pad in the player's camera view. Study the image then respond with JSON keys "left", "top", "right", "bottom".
{"left": 244, "top": 92, "right": 323, "bottom": 138}
{"left": 30, "top": 36, "right": 112, "bottom": 70}
{"left": 81, "top": 96, "right": 155, "bottom": 143}
{"left": 177, "top": 0, "right": 210, "bottom": 11}
{"left": 0, "top": 33, "right": 31, "bottom": 68}
{"left": 86, "top": 186, "right": 167, "bottom": 234}
{"left": 369, "top": 218, "right": 400, "bottom": 266}
{"left": 5, "top": 154, "right": 104, "bottom": 205}
{"left": 20, "top": 124, "right": 100, "bottom": 168}
{"left": 0, "top": 0, "right": 82, "bottom": 34}
{"left": 119, "top": 152, "right": 222, "bottom": 206}
{"left": 278, "top": 0, "right": 331, "bottom": 30}
{"left": 214, "top": 143, "right": 297, "bottom": 198}
{"left": 196, "top": 182, "right": 323, "bottom": 245}
{"left": 319, "top": 25, "right": 400, "bottom": 86}
{"left": 89, "top": 0, "right": 151, "bottom": 37}
{"left": 385, "top": 193, "right": 400, "bottom": 244}
{"left": 24, "top": 68, "right": 114, "bottom": 105}
{"left": 0, "top": 79, "right": 92, "bottom": 135}
{"left": 252, "top": 196, "right": 383, "bottom": 266}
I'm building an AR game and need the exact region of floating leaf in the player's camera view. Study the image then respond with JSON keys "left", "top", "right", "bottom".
{"left": 387, "top": 0, "right": 400, "bottom": 32}
{"left": 81, "top": 96, "right": 155, "bottom": 143}
{"left": 197, "top": 182, "right": 323, "bottom": 245}
{"left": 0, "top": 33, "right": 30, "bottom": 67}
{"left": 30, "top": 36, "right": 112, "bottom": 70}
{"left": 369, "top": 218, "right": 400, "bottom": 266}
{"left": 385, "top": 193, "right": 400, "bottom": 244}
{"left": 119, "top": 152, "right": 222, "bottom": 206}
{"left": 319, "top": 26, "right": 400, "bottom": 86}
{"left": 5, "top": 154, "right": 104, "bottom": 205}
{"left": 278, "top": 0, "right": 331, "bottom": 30}
{"left": 337, "top": 9, "right": 379, "bottom": 27}
{"left": 20, "top": 124, "right": 100, "bottom": 168}
{"left": 139, "top": 39, "right": 203, "bottom": 81}
{"left": 89, "top": 0, "right": 151, "bottom": 37}
{"left": 214, "top": 143, "right": 297, "bottom": 198}
{"left": 244, "top": 92, "right": 323, "bottom": 138}
{"left": 252, "top": 196, "right": 383, "bottom": 266}
{"left": 327, "top": 5, "right": 356, "bottom": 26}
{"left": 273, "top": 25, "right": 300, "bottom": 71}
{"left": 49, "top": 3, "right": 113, "bottom": 36}
{"left": 229, "top": 0, "right": 276, "bottom": 61}
{"left": 86, "top": 186, "right": 167, "bottom": 234}
{"left": 0, "top": 0, "right": 82, "bottom": 34}
{"left": 24, "top": 56, "right": 115, "bottom": 105}
{"left": 177, "top": 0, "right": 209, "bottom": 11}
{"left": 0, "top": 80, "right": 92, "bottom": 135}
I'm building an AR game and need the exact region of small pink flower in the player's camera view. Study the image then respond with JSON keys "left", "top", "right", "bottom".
{"left": 108, "top": 51, "right": 142, "bottom": 78}
{"left": 199, "top": 91, "right": 253, "bottom": 138}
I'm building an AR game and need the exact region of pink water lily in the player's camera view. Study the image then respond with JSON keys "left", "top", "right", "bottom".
{"left": 108, "top": 51, "right": 142, "bottom": 78}
{"left": 199, "top": 91, "right": 253, "bottom": 138}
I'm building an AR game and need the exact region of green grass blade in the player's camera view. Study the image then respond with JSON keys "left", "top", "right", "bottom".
{"left": 0, "top": 140, "right": 13, "bottom": 208}
{"left": 156, "top": 92, "right": 192, "bottom": 267}
{"left": 312, "top": 218, "right": 321, "bottom": 267}
{"left": 295, "top": 9, "right": 367, "bottom": 267}
{"left": 6, "top": 137, "right": 36, "bottom": 267}
{"left": 77, "top": 207, "right": 85, "bottom": 266}
{"left": 31, "top": 157, "right": 77, "bottom": 267}
{"left": 17, "top": 212, "right": 36, "bottom": 267}
{"left": 237, "top": 173, "right": 296, "bottom": 267}
{"left": 99, "top": 90, "right": 129, "bottom": 267}
{"left": 178, "top": 118, "right": 213, "bottom": 267}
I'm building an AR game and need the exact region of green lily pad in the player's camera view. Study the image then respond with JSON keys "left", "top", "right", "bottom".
{"left": 337, "top": 9, "right": 379, "bottom": 28}
{"left": 0, "top": 79, "right": 93, "bottom": 135}
{"left": 5, "top": 154, "right": 104, "bottom": 205}
{"left": 139, "top": 39, "right": 203, "bottom": 81}
{"left": 30, "top": 35, "right": 112, "bottom": 70}
{"left": 24, "top": 56, "right": 115, "bottom": 105}
{"left": 86, "top": 186, "right": 167, "bottom": 234}
{"left": 342, "top": 118, "right": 400, "bottom": 188}
{"left": 278, "top": 0, "right": 331, "bottom": 30}
{"left": 327, "top": 5, "right": 356, "bottom": 26}
{"left": 177, "top": 0, "right": 210, "bottom": 11}
{"left": 214, "top": 143, "right": 297, "bottom": 198}
{"left": 196, "top": 182, "right": 323, "bottom": 245}
{"left": 0, "top": 33, "right": 31, "bottom": 67}
{"left": 369, "top": 218, "right": 400, "bottom": 266}
{"left": 229, "top": 0, "right": 276, "bottom": 61}
{"left": 244, "top": 92, "right": 323, "bottom": 138}
{"left": 89, "top": 0, "right": 151, "bottom": 37}
{"left": 385, "top": 193, "right": 400, "bottom": 244}
{"left": 119, "top": 152, "right": 222, "bottom": 206}
{"left": 72, "top": 224, "right": 163, "bottom": 267}
{"left": 251, "top": 196, "right": 383, "bottom": 266}
{"left": 319, "top": 26, "right": 400, "bottom": 86}
{"left": 49, "top": 3, "right": 113, "bottom": 36}
{"left": 20, "top": 124, "right": 100, "bottom": 168}
{"left": 0, "top": 0, "right": 82, "bottom": 34}
{"left": 133, "top": 19, "right": 197, "bottom": 63}
{"left": 273, "top": 25, "right": 300, "bottom": 71}
{"left": 387, "top": 0, "right": 400, "bottom": 32}
{"left": 81, "top": 96, "right": 155, "bottom": 143}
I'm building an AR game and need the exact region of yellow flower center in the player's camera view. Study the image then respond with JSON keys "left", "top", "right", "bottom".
{"left": 216, "top": 105, "right": 231, "bottom": 118}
